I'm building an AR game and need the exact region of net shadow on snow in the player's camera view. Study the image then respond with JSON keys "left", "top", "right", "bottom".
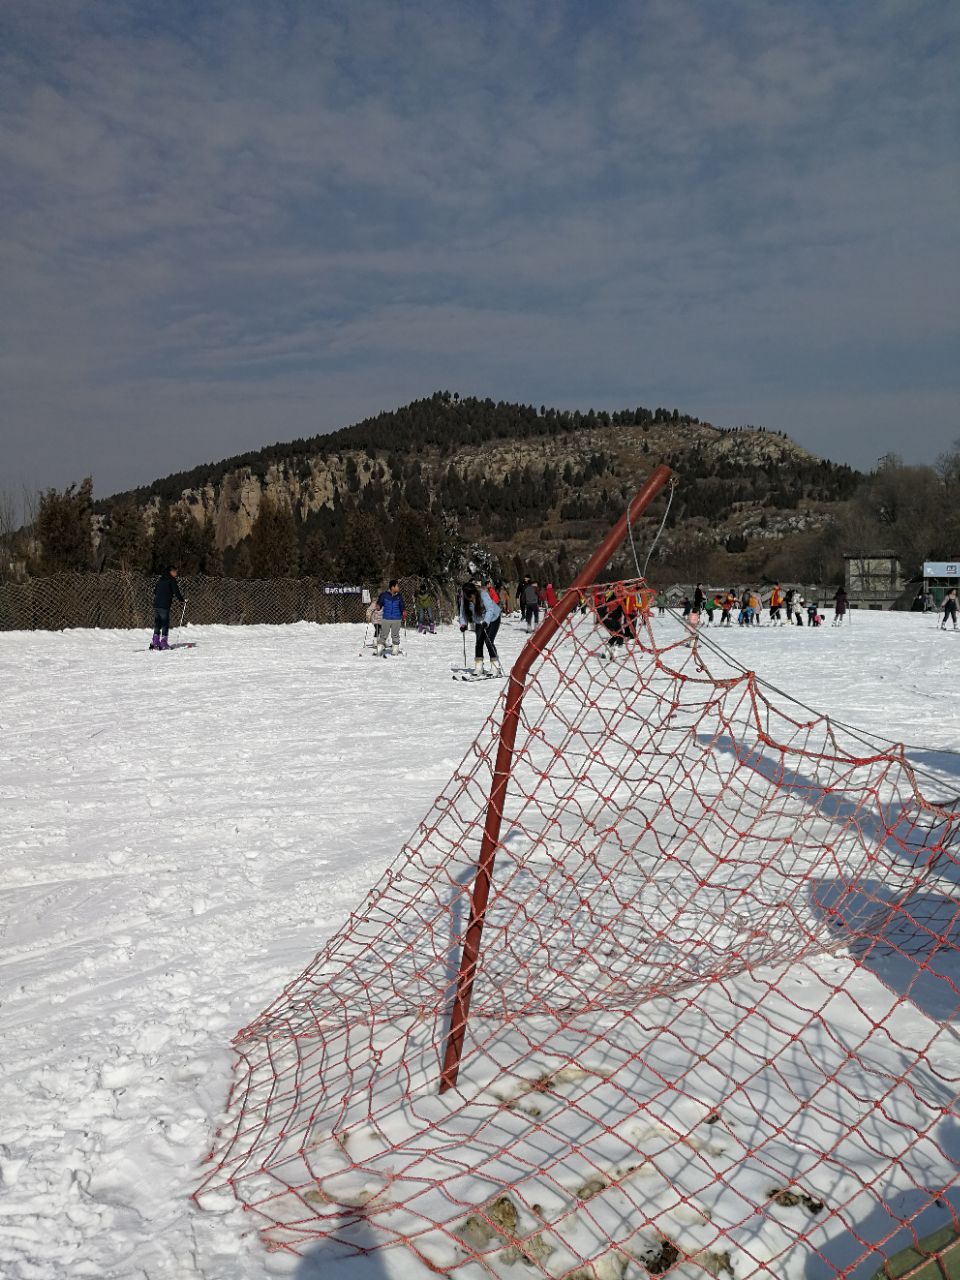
{"left": 811, "top": 881, "right": 960, "bottom": 1024}
{"left": 294, "top": 1215, "right": 394, "bottom": 1279}
{"left": 804, "top": 1114, "right": 960, "bottom": 1280}
{"left": 196, "top": 590, "right": 960, "bottom": 1280}
{"left": 697, "top": 731, "right": 960, "bottom": 1025}
{"left": 905, "top": 747, "right": 960, "bottom": 786}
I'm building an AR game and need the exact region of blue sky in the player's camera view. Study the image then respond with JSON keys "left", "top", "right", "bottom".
{"left": 1, "top": 0, "right": 958, "bottom": 499}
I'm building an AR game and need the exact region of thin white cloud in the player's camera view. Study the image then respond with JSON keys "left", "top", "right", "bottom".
{"left": 0, "top": 0, "right": 957, "bottom": 498}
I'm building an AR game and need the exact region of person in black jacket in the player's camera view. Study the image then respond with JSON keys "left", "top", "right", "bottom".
{"left": 151, "top": 567, "right": 184, "bottom": 650}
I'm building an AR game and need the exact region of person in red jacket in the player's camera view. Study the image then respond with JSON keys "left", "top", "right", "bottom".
{"left": 544, "top": 582, "right": 558, "bottom": 610}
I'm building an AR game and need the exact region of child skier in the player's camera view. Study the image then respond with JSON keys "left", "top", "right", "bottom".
{"left": 366, "top": 597, "right": 384, "bottom": 647}
{"left": 415, "top": 584, "right": 436, "bottom": 633}
{"left": 375, "top": 579, "right": 407, "bottom": 655}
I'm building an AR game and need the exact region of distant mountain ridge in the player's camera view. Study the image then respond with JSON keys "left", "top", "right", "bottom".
{"left": 101, "top": 392, "right": 861, "bottom": 583}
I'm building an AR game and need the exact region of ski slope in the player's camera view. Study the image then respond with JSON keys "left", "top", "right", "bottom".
{"left": 1, "top": 611, "right": 957, "bottom": 1278}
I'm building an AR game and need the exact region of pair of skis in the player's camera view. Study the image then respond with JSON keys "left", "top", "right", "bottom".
{"left": 451, "top": 666, "right": 504, "bottom": 682}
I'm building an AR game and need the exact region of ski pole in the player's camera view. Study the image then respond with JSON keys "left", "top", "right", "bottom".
{"left": 462, "top": 627, "right": 467, "bottom": 667}
{"left": 359, "top": 621, "right": 370, "bottom": 656}
{"left": 180, "top": 598, "right": 188, "bottom": 629}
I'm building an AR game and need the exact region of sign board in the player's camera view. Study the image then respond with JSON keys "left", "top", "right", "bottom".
{"left": 923, "top": 562, "right": 960, "bottom": 578}
{"left": 323, "top": 584, "right": 363, "bottom": 596}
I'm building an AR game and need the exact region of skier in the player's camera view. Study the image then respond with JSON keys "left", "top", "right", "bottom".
{"left": 375, "top": 579, "right": 407, "bottom": 655}
{"left": 544, "top": 582, "right": 558, "bottom": 611}
{"left": 691, "top": 582, "right": 706, "bottom": 627}
{"left": 769, "top": 583, "right": 784, "bottom": 625}
{"left": 833, "top": 587, "right": 848, "bottom": 625}
{"left": 366, "top": 596, "right": 384, "bottom": 646}
{"left": 655, "top": 588, "right": 668, "bottom": 617}
{"left": 941, "top": 587, "right": 959, "bottom": 631}
{"left": 150, "top": 566, "right": 184, "bottom": 650}
{"left": 459, "top": 580, "right": 503, "bottom": 677}
{"left": 597, "top": 585, "right": 637, "bottom": 659}
{"left": 521, "top": 579, "right": 540, "bottom": 631}
{"left": 415, "top": 584, "right": 436, "bottom": 633}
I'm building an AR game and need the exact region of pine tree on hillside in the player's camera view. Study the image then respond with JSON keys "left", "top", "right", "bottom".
{"left": 392, "top": 506, "right": 443, "bottom": 578}
{"left": 104, "top": 497, "right": 149, "bottom": 571}
{"left": 337, "top": 509, "right": 386, "bottom": 585}
{"left": 35, "top": 478, "right": 95, "bottom": 573}
{"left": 302, "top": 529, "right": 337, "bottom": 581}
{"left": 182, "top": 513, "right": 223, "bottom": 576}
{"left": 249, "top": 494, "right": 299, "bottom": 579}
{"left": 150, "top": 503, "right": 180, "bottom": 573}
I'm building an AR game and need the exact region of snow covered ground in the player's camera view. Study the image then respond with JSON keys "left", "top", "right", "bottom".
{"left": 1, "top": 609, "right": 958, "bottom": 1279}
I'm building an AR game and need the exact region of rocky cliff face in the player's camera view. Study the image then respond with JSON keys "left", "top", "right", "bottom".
{"left": 111, "top": 391, "right": 860, "bottom": 585}
{"left": 158, "top": 418, "right": 834, "bottom": 555}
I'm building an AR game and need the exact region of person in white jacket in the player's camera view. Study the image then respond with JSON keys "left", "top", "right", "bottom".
{"left": 459, "top": 580, "right": 503, "bottom": 677}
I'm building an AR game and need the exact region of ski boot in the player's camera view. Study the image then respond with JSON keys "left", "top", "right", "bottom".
{"left": 149, "top": 632, "right": 161, "bottom": 650}
{"left": 159, "top": 636, "right": 170, "bottom": 651}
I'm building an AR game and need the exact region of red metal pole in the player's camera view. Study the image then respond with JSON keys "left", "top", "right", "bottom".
{"left": 439, "top": 464, "right": 674, "bottom": 1092}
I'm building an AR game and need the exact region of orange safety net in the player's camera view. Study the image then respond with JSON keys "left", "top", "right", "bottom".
{"left": 196, "top": 584, "right": 960, "bottom": 1279}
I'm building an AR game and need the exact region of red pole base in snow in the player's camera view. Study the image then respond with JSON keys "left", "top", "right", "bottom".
{"left": 439, "top": 465, "right": 674, "bottom": 1093}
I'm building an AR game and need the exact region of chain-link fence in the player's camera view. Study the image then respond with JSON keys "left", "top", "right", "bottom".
{"left": 0, "top": 571, "right": 452, "bottom": 633}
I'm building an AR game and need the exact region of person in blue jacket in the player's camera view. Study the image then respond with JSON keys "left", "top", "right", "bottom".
{"left": 459, "top": 580, "right": 503, "bottom": 677}
{"left": 375, "top": 579, "right": 407, "bottom": 655}
{"left": 151, "top": 566, "right": 184, "bottom": 650}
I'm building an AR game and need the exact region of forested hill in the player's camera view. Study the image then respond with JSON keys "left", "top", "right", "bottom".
{"left": 120, "top": 395, "right": 715, "bottom": 505}
{"left": 90, "top": 391, "right": 863, "bottom": 587}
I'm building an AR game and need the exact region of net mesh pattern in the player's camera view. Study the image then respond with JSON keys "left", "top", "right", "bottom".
{"left": 196, "top": 583, "right": 960, "bottom": 1279}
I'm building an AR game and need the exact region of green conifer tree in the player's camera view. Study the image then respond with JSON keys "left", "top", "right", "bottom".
{"left": 336, "top": 509, "right": 386, "bottom": 585}
{"left": 249, "top": 494, "right": 299, "bottom": 578}
{"left": 35, "top": 478, "right": 95, "bottom": 573}
{"left": 105, "top": 497, "right": 149, "bottom": 571}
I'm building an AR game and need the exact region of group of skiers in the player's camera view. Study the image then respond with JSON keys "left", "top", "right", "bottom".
{"left": 909, "top": 587, "right": 959, "bottom": 629}
{"left": 361, "top": 575, "right": 505, "bottom": 676}
{"left": 516, "top": 576, "right": 558, "bottom": 630}
{"left": 151, "top": 563, "right": 958, "bottom": 665}
{"left": 662, "top": 583, "right": 850, "bottom": 629}
{"left": 365, "top": 580, "right": 441, "bottom": 655}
